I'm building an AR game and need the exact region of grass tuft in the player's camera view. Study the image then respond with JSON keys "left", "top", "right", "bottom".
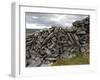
{"left": 52, "top": 52, "right": 89, "bottom": 66}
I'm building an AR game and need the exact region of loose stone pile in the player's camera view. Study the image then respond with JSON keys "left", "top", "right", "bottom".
{"left": 26, "top": 17, "right": 89, "bottom": 67}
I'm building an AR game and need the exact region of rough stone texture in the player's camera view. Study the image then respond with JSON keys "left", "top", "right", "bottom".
{"left": 26, "top": 17, "right": 90, "bottom": 67}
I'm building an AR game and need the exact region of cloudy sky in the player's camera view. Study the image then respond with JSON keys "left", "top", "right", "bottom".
{"left": 25, "top": 12, "right": 88, "bottom": 29}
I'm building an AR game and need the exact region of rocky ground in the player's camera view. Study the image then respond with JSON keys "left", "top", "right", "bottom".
{"left": 26, "top": 17, "right": 90, "bottom": 67}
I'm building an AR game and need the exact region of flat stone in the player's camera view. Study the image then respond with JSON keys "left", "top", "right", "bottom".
{"left": 45, "top": 58, "right": 57, "bottom": 61}
{"left": 77, "top": 31, "right": 86, "bottom": 35}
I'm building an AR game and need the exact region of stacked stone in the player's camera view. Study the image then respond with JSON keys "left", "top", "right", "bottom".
{"left": 26, "top": 17, "right": 89, "bottom": 67}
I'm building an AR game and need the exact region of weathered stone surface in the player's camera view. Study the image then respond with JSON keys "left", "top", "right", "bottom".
{"left": 26, "top": 17, "right": 89, "bottom": 67}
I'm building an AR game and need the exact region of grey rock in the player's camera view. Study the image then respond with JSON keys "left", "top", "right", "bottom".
{"left": 26, "top": 17, "right": 89, "bottom": 67}
{"left": 67, "top": 54, "right": 76, "bottom": 59}
{"left": 45, "top": 58, "right": 57, "bottom": 61}
{"left": 60, "top": 52, "right": 69, "bottom": 59}
{"left": 77, "top": 31, "right": 86, "bottom": 35}
{"left": 44, "top": 47, "right": 52, "bottom": 55}
{"left": 80, "top": 47, "right": 86, "bottom": 53}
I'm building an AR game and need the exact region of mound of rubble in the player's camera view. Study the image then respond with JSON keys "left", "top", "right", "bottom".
{"left": 26, "top": 17, "right": 90, "bottom": 67}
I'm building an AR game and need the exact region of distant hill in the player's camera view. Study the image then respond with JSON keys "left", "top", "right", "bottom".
{"left": 26, "top": 29, "right": 40, "bottom": 34}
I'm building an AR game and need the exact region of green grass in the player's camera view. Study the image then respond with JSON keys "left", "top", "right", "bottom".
{"left": 52, "top": 52, "right": 89, "bottom": 66}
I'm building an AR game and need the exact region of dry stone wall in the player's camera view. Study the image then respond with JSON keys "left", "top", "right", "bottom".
{"left": 26, "top": 17, "right": 89, "bottom": 67}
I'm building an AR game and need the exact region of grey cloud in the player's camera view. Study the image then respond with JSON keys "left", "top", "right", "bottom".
{"left": 25, "top": 12, "right": 88, "bottom": 27}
